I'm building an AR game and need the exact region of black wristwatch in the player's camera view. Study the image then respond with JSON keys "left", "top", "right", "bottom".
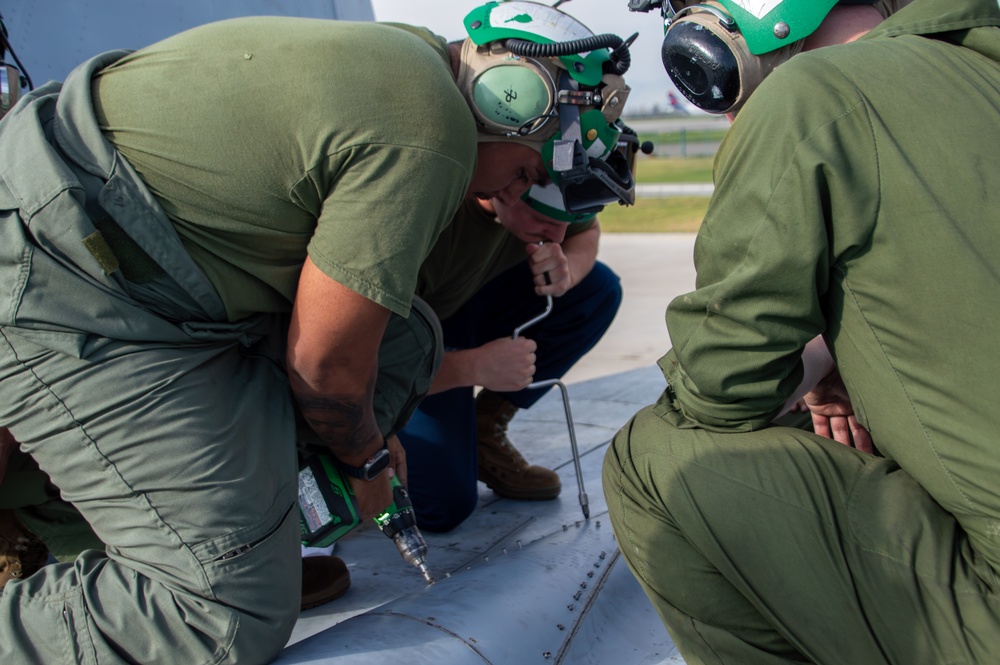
{"left": 335, "top": 439, "right": 391, "bottom": 481}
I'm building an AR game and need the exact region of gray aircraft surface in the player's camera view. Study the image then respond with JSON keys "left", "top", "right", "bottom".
{"left": 280, "top": 363, "right": 683, "bottom": 664}
{"left": 0, "top": 1, "right": 685, "bottom": 662}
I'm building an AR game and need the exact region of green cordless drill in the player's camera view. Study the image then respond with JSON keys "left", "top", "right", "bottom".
{"left": 297, "top": 453, "right": 434, "bottom": 583}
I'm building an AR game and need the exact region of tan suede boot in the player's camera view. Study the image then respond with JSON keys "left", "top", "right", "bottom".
{"left": 476, "top": 390, "right": 561, "bottom": 500}
{"left": 0, "top": 509, "right": 49, "bottom": 590}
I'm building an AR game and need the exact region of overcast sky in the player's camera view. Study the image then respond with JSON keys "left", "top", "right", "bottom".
{"left": 368, "top": 0, "right": 685, "bottom": 114}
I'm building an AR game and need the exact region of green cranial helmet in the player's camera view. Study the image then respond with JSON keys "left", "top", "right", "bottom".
{"left": 457, "top": 1, "right": 637, "bottom": 211}
{"left": 715, "top": 0, "right": 905, "bottom": 54}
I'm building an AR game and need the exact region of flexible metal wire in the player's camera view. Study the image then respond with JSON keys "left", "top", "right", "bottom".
{"left": 512, "top": 294, "right": 589, "bottom": 519}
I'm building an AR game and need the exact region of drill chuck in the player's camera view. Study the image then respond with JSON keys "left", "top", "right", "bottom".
{"left": 376, "top": 481, "right": 434, "bottom": 583}
{"left": 391, "top": 530, "right": 434, "bottom": 584}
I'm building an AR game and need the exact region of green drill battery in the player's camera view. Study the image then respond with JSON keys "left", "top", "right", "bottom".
{"left": 298, "top": 453, "right": 361, "bottom": 547}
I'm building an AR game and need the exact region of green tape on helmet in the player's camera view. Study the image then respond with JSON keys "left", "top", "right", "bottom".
{"left": 716, "top": 0, "right": 839, "bottom": 55}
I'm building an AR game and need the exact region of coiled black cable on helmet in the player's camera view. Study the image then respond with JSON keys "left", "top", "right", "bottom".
{"left": 503, "top": 33, "right": 634, "bottom": 76}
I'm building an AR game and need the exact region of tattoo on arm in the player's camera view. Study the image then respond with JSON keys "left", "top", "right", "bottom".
{"left": 295, "top": 396, "right": 379, "bottom": 459}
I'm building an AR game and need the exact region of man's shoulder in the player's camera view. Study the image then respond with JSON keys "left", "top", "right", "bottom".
{"left": 742, "top": 38, "right": 903, "bottom": 125}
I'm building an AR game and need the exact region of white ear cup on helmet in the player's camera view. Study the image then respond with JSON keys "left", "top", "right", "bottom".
{"left": 456, "top": 38, "right": 562, "bottom": 145}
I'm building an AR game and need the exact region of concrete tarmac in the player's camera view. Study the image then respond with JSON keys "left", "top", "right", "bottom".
{"left": 561, "top": 232, "right": 698, "bottom": 386}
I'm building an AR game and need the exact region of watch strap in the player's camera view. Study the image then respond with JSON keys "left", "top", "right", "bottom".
{"left": 335, "top": 439, "right": 390, "bottom": 480}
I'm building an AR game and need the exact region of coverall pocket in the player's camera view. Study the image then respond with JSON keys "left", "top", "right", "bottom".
{"left": 198, "top": 498, "right": 300, "bottom": 619}
{"left": 197, "top": 500, "right": 301, "bottom": 662}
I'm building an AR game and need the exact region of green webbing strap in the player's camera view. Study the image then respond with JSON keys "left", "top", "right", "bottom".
{"left": 85, "top": 216, "right": 166, "bottom": 283}
{"left": 82, "top": 231, "right": 119, "bottom": 276}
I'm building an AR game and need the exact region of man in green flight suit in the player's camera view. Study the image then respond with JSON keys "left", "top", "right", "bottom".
{"left": 0, "top": 2, "right": 634, "bottom": 662}
{"left": 606, "top": 0, "right": 1000, "bottom": 663}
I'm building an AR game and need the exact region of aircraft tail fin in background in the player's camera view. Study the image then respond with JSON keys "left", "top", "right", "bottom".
{"left": 666, "top": 90, "right": 692, "bottom": 115}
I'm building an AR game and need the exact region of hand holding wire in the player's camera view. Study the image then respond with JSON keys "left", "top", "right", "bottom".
{"left": 526, "top": 241, "right": 571, "bottom": 296}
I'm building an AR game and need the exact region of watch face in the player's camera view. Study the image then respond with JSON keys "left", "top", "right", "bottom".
{"left": 363, "top": 448, "right": 391, "bottom": 481}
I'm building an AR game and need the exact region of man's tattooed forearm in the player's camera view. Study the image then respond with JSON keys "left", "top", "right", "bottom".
{"left": 295, "top": 396, "right": 378, "bottom": 457}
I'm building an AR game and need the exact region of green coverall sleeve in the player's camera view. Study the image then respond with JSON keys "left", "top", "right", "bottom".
{"left": 659, "top": 58, "right": 880, "bottom": 431}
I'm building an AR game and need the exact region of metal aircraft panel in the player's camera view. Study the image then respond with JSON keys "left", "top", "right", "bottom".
{"left": 281, "top": 365, "right": 685, "bottom": 664}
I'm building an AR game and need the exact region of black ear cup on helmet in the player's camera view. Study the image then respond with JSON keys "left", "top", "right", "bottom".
{"left": 660, "top": 20, "right": 741, "bottom": 114}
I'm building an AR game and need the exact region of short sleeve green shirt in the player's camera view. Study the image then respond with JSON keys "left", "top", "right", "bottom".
{"left": 92, "top": 17, "right": 477, "bottom": 320}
